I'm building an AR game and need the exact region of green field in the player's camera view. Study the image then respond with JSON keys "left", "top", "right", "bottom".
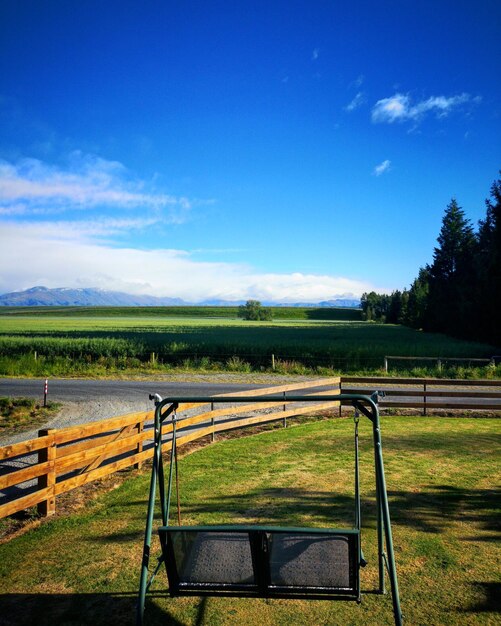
{"left": 0, "top": 415, "right": 499, "bottom": 625}
{"left": 0, "top": 305, "right": 363, "bottom": 321}
{"left": 0, "top": 307, "right": 498, "bottom": 377}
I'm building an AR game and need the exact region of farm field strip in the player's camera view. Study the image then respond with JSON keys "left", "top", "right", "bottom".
{"left": 0, "top": 310, "right": 498, "bottom": 377}
{"left": 0, "top": 316, "right": 361, "bottom": 332}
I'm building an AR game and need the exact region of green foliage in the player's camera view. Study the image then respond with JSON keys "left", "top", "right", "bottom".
{"left": 360, "top": 290, "right": 408, "bottom": 324}
{"left": 427, "top": 198, "right": 477, "bottom": 336}
{"left": 237, "top": 300, "right": 273, "bottom": 321}
{"left": 406, "top": 267, "right": 430, "bottom": 329}
{"left": 476, "top": 174, "right": 501, "bottom": 346}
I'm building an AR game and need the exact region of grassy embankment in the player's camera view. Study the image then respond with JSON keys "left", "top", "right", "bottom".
{"left": 0, "top": 306, "right": 498, "bottom": 378}
{"left": 0, "top": 415, "right": 499, "bottom": 624}
{"left": 0, "top": 397, "right": 59, "bottom": 433}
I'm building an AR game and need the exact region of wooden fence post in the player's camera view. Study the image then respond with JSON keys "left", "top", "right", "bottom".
{"left": 135, "top": 420, "right": 143, "bottom": 469}
{"left": 37, "top": 429, "right": 56, "bottom": 517}
{"left": 211, "top": 402, "right": 215, "bottom": 442}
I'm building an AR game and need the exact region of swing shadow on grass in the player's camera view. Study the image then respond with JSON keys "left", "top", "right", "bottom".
{"left": 0, "top": 591, "right": 199, "bottom": 626}
{"left": 83, "top": 482, "right": 500, "bottom": 549}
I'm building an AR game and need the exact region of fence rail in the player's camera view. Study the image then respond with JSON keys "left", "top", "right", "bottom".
{"left": 1, "top": 375, "right": 500, "bottom": 520}
{"left": 383, "top": 355, "right": 495, "bottom": 373}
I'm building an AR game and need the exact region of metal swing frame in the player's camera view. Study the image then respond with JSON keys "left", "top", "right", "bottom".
{"left": 137, "top": 393, "right": 403, "bottom": 625}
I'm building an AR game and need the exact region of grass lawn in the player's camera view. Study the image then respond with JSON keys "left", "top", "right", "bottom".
{"left": 0, "top": 415, "right": 500, "bottom": 625}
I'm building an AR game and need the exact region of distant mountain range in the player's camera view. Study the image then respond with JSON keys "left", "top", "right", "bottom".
{"left": 0, "top": 286, "right": 361, "bottom": 308}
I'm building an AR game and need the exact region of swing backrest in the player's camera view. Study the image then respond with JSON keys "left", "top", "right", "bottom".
{"left": 158, "top": 525, "right": 360, "bottom": 599}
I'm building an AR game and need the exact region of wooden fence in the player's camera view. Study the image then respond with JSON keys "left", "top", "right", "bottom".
{"left": 0, "top": 377, "right": 341, "bottom": 520}
{"left": 341, "top": 377, "right": 501, "bottom": 413}
{"left": 1, "top": 375, "right": 500, "bottom": 520}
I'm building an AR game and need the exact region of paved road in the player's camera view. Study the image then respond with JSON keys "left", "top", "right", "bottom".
{"left": 0, "top": 378, "right": 264, "bottom": 403}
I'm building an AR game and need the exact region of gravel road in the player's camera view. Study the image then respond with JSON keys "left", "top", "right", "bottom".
{"left": 0, "top": 374, "right": 321, "bottom": 500}
{"left": 0, "top": 374, "right": 314, "bottom": 446}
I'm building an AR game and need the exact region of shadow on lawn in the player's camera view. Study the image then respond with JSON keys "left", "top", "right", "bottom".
{"left": 89, "top": 483, "right": 500, "bottom": 546}
{"left": 0, "top": 591, "right": 204, "bottom": 626}
{"left": 180, "top": 484, "right": 500, "bottom": 541}
{"left": 462, "top": 582, "right": 501, "bottom": 614}
{"left": 387, "top": 484, "right": 501, "bottom": 540}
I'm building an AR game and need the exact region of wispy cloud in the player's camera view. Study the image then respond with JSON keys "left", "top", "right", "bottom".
{"left": 373, "top": 160, "right": 391, "bottom": 176}
{"left": 0, "top": 222, "right": 379, "bottom": 302}
{"left": 312, "top": 48, "right": 319, "bottom": 60}
{"left": 350, "top": 75, "right": 364, "bottom": 88}
{"left": 345, "top": 92, "right": 366, "bottom": 112}
{"left": 0, "top": 153, "right": 192, "bottom": 218}
{"left": 371, "top": 92, "right": 480, "bottom": 124}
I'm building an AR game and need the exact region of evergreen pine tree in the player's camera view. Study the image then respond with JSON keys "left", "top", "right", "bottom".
{"left": 477, "top": 174, "right": 501, "bottom": 345}
{"left": 427, "top": 199, "right": 476, "bottom": 336}
{"left": 405, "top": 267, "right": 430, "bottom": 329}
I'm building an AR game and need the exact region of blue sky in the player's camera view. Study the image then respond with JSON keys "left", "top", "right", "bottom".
{"left": 0, "top": 1, "right": 499, "bottom": 302}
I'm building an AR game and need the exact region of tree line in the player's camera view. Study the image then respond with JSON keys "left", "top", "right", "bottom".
{"left": 361, "top": 173, "right": 501, "bottom": 347}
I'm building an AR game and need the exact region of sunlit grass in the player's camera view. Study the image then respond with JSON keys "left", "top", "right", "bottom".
{"left": 0, "top": 416, "right": 499, "bottom": 624}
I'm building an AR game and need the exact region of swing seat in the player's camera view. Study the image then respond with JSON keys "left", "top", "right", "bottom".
{"left": 158, "top": 525, "right": 360, "bottom": 600}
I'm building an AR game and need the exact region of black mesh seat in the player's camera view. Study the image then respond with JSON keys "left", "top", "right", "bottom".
{"left": 159, "top": 526, "right": 359, "bottom": 599}
{"left": 268, "top": 532, "right": 353, "bottom": 590}
{"left": 172, "top": 531, "right": 256, "bottom": 587}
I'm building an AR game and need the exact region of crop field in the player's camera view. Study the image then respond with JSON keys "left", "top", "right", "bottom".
{"left": 0, "top": 305, "right": 363, "bottom": 321}
{"left": 0, "top": 307, "right": 498, "bottom": 377}
{"left": 0, "top": 415, "right": 499, "bottom": 625}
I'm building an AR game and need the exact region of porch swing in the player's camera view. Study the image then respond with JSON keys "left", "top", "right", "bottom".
{"left": 137, "top": 392, "right": 403, "bottom": 625}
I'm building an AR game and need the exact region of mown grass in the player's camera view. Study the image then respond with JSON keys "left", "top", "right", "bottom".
{"left": 0, "top": 312, "right": 498, "bottom": 377}
{"left": 0, "top": 397, "right": 60, "bottom": 434}
{"left": 0, "top": 416, "right": 499, "bottom": 625}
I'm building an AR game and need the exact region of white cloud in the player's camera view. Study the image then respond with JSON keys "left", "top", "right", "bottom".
{"left": 373, "top": 160, "right": 391, "bottom": 176}
{"left": 0, "top": 222, "right": 378, "bottom": 302}
{"left": 0, "top": 153, "right": 192, "bottom": 219}
{"left": 372, "top": 94, "right": 410, "bottom": 123}
{"left": 345, "top": 92, "right": 366, "bottom": 112}
{"left": 312, "top": 48, "right": 319, "bottom": 60}
{"left": 371, "top": 92, "right": 479, "bottom": 124}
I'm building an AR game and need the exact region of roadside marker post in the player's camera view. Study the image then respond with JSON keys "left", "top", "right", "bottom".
{"left": 43, "top": 379, "right": 48, "bottom": 407}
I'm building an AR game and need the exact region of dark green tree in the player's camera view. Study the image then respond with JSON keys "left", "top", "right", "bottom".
{"left": 427, "top": 199, "right": 477, "bottom": 336}
{"left": 387, "top": 290, "right": 408, "bottom": 324}
{"left": 361, "top": 292, "right": 390, "bottom": 322}
{"left": 405, "top": 267, "right": 430, "bottom": 329}
{"left": 237, "top": 300, "right": 273, "bottom": 321}
{"left": 476, "top": 174, "right": 501, "bottom": 345}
